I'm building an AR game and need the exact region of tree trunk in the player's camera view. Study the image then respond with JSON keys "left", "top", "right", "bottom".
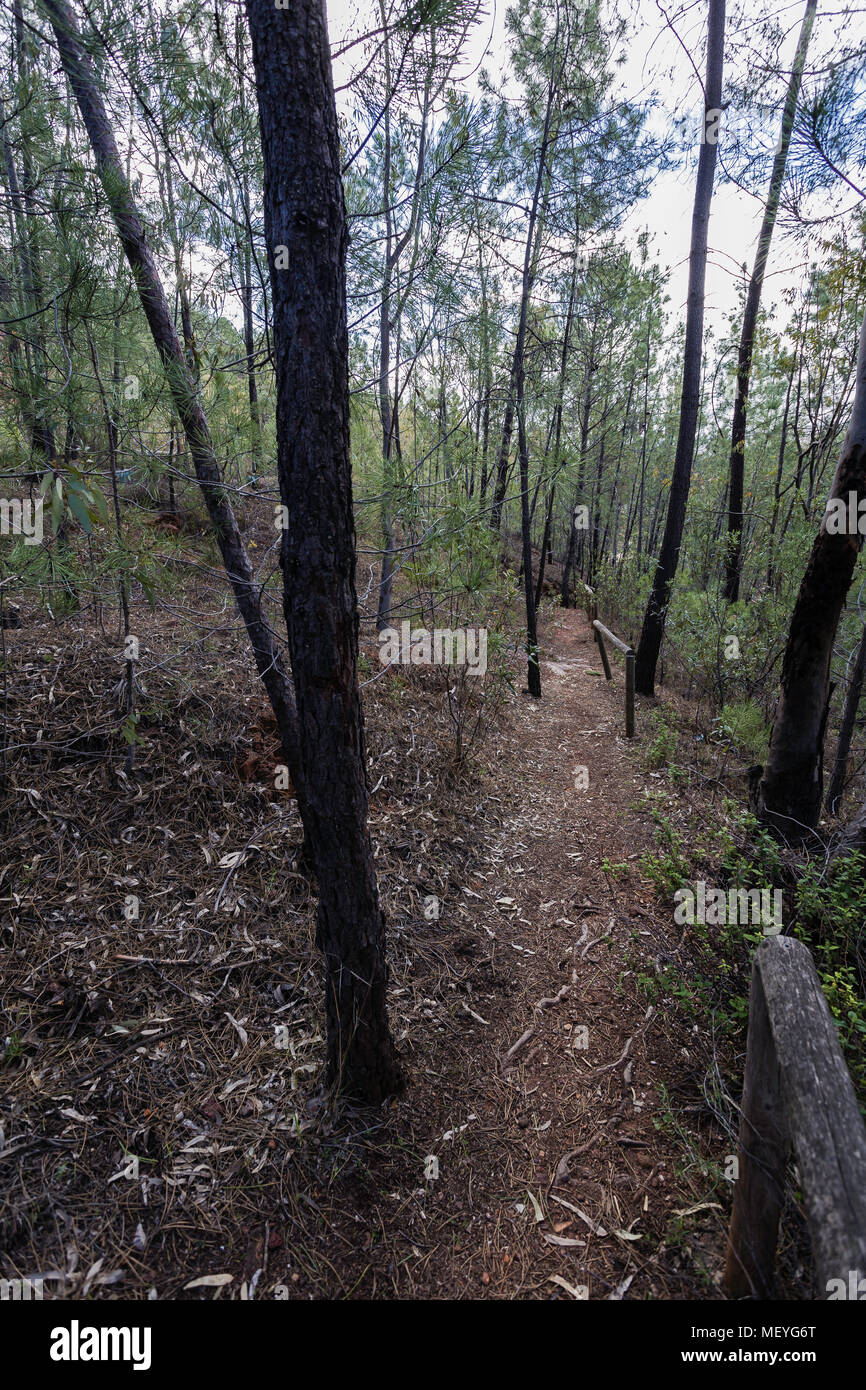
{"left": 756, "top": 309, "right": 866, "bottom": 838}
{"left": 240, "top": 236, "right": 262, "bottom": 467}
{"left": 560, "top": 498, "right": 578, "bottom": 607}
{"left": 766, "top": 350, "right": 796, "bottom": 588}
{"left": 535, "top": 482, "right": 556, "bottom": 610}
{"left": 236, "top": 16, "right": 262, "bottom": 470}
{"left": 41, "top": 0, "right": 302, "bottom": 789}
{"left": 723, "top": 0, "right": 817, "bottom": 601}
{"left": 375, "top": 11, "right": 396, "bottom": 632}
{"left": 826, "top": 622, "right": 866, "bottom": 817}
{"left": 245, "top": 0, "right": 402, "bottom": 1102}
{"left": 633, "top": 0, "right": 725, "bottom": 696}
{"left": 490, "top": 50, "right": 559, "bottom": 538}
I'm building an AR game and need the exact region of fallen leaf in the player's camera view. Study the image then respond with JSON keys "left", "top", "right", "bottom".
{"left": 224, "top": 1013, "right": 248, "bottom": 1047}
{"left": 548, "top": 1274, "right": 588, "bottom": 1299}
{"left": 184, "top": 1273, "right": 234, "bottom": 1290}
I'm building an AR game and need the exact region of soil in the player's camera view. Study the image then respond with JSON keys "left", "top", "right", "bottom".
{"left": 0, "top": 588, "right": 732, "bottom": 1300}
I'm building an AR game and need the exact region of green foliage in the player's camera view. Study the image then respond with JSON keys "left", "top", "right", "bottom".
{"left": 639, "top": 804, "right": 691, "bottom": 897}
{"left": 793, "top": 854, "right": 866, "bottom": 1089}
{"left": 643, "top": 707, "right": 681, "bottom": 772}
{"left": 711, "top": 700, "right": 769, "bottom": 763}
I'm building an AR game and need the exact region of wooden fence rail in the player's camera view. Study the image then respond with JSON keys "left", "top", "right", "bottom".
{"left": 592, "top": 619, "right": 635, "bottom": 739}
{"left": 725, "top": 934, "right": 866, "bottom": 1299}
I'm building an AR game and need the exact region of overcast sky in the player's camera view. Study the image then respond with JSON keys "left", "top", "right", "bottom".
{"left": 327, "top": 0, "right": 863, "bottom": 350}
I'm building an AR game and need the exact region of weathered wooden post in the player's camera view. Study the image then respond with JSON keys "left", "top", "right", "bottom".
{"left": 592, "top": 619, "right": 635, "bottom": 737}
{"left": 724, "top": 948, "right": 787, "bottom": 1299}
{"left": 725, "top": 935, "right": 866, "bottom": 1299}
{"left": 625, "top": 649, "right": 635, "bottom": 739}
{"left": 595, "top": 624, "right": 612, "bottom": 681}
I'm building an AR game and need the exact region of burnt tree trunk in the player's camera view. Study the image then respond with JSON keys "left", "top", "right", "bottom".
{"left": 756, "top": 309, "right": 866, "bottom": 837}
{"left": 826, "top": 622, "right": 866, "bottom": 817}
{"left": 245, "top": 0, "right": 402, "bottom": 1102}
{"left": 634, "top": 0, "right": 725, "bottom": 696}
{"left": 534, "top": 482, "right": 556, "bottom": 611}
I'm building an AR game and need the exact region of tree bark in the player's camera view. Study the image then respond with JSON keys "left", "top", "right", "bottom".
{"left": 534, "top": 482, "right": 556, "bottom": 610}
{"left": 490, "top": 45, "right": 559, "bottom": 538}
{"left": 826, "top": 621, "right": 866, "bottom": 817}
{"left": 633, "top": 0, "right": 725, "bottom": 696}
{"left": 756, "top": 309, "right": 866, "bottom": 838}
{"left": 245, "top": 0, "right": 402, "bottom": 1102}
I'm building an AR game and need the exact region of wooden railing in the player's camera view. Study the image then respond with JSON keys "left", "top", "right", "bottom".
{"left": 574, "top": 584, "right": 636, "bottom": 739}
{"left": 725, "top": 934, "right": 866, "bottom": 1299}
{"left": 592, "top": 619, "right": 635, "bottom": 739}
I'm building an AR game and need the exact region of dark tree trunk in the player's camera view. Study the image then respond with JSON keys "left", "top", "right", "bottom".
{"left": 826, "top": 622, "right": 866, "bottom": 817}
{"left": 241, "top": 238, "right": 262, "bottom": 466}
{"left": 755, "top": 310, "right": 866, "bottom": 838}
{"left": 560, "top": 500, "right": 578, "bottom": 607}
{"left": 636, "top": 269, "right": 657, "bottom": 559}
{"left": 723, "top": 0, "right": 817, "bottom": 601}
{"left": 490, "top": 46, "right": 558, "bottom": 539}
{"left": 766, "top": 350, "right": 796, "bottom": 588}
{"left": 518, "top": 398, "right": 541, "bottom": 696}
{"left": 490, "top": 368, "right": 517, "bottom": 534}
{"left": 235, "top": 18, "right": 262, "bottom": 470}
{"left": 633, "top": 0, "right": 725, "bottom": 696}
{"left": 375, "top": 32, "right": 396, "bottom": 633}
{"left": 245, "top": 0, "right": 402, "bottom": 1102}
{"left": 41, "top": 0, "right": 302, "bottom": 789}
{"left": 574, "top": 328, "right": 598, "bottom": 580}
{"left": 535, "top": 482, "right": 556, "bottom": 611}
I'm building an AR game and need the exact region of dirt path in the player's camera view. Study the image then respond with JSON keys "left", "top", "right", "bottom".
{"left": 368, "top": 605, "right": 724, "bottom": 1300}
{"left": 1, "top": 603, "right": 726, "bottom": 1302}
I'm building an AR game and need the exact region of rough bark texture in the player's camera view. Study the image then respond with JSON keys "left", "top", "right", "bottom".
{"left": 723, "top": 0, "right": 817, "bottom": 602}
{"left": 245, "top": 0, "right": 402, "bottom": 1102}
{"left": 633, "top": 0, "right": 725, "bottom": 696}
{"left": 726, "top": 936, "right": 866, "bottom": 1298}
{"left": 534, "top": 482, "right": 556, "bottom": 611}
{"left": 40, "top": 0, "right": 302, "bottom": 789}
{"left": 826, "top": 621, "right": 866, "bottom": 816}
{"left": 756, "top": 310, "right": 866, "bottom": 836}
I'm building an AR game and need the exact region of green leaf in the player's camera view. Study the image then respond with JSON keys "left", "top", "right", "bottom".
{"left": 132, "top": 569, "right": 156, "bottom": 609}
{"left": 66, "top": 491, "right": 92, "bottom": 534}
{"left": 86, "top": 484, "right": 110, "bottom": 525}
{"left": 50, "top": 480, "right": 63, "bottom": 532}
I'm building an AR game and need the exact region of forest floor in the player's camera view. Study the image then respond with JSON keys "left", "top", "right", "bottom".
{"left": 2, "top": 569, "right": 761, "bottom": 1301}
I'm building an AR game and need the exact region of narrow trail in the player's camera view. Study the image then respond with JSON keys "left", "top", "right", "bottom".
{"left": 393, "top": 606, "right": 723, "bottom": 1299}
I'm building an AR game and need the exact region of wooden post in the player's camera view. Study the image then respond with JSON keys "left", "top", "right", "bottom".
{"left": 724, "top": 951, "right": 787, "bottom": 1299}
{"left": 593, "top": 620, "right": 635, "bottom": 736}
{"left": 725, "top": 935, "right": 866, "bottom": 1299}
{"left": 595, "top": 627, "right": 612, "bottom": 681}
{"left": 625, "top": 650, "right": 635, "bottom": 739}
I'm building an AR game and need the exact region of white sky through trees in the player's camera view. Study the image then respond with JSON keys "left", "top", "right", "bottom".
{"left": 329, "top": 0, "right": 866, "bottom": 348}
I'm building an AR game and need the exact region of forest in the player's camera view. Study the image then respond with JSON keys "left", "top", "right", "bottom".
{"left": 1, "top": 0, "right": 866, "bottom": 1328}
